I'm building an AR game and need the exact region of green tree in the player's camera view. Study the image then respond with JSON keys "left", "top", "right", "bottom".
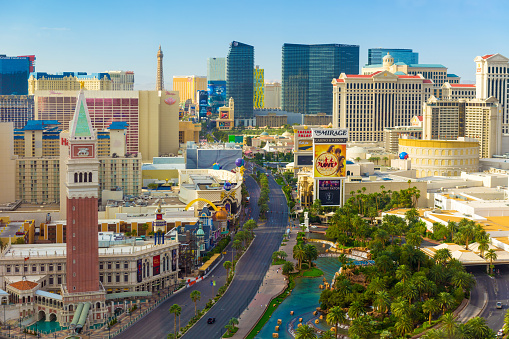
{"left": 319, "top": 330, "right": 336, "bottom": 339}
{"left": 373, "top": 291, "right": 390, "bottom": 317}
{"left": 485, "top": 249, "right": 497, "bottom": 275}
{"left": 190, "top": 290, "right": 201, "bottom": 316}
{"left": 348, "top": 315, "right": 373, "bottom": 339}
{"left": 293, "top": 244, "right": 306, "bottom": 270}
{"left": 421, "top": 328, "right": 445, "bottom": 339}
{"left": 326, "top": 306, "right": 346, "bottom": 339}
{"left": 295, "top": 324, "right": 317, "bottom": 339}
{"left": 440, "top": 312, "right": 457, "bottom": 339}
{"left": 283, "top": 261, "right": 294, "bottom": 275}
{"left": 348, "top": 301, "right": 364, "bottom": 321}
{"left": 434, "top": 248, "right": 452, "bottom": 265}
{"left": 422, "top": 298, "right": 440, "bottom": 325}
{"left": 232, "top": 240, "right": 243, "bottom": 257}
{"left": 223, "top": 261, "right": 232, "bottom": 278}
{"left": 244, "top": 218, "right": 257, "bottom": 237}
{"left": 463, "top": 317, "right": 495, "bottom": 339}
{"left": 394, "top": 315, "right": 413, "bottom": 337}
{"left": 396, "top": 265, "right": 411, "bottom": 283}
{"left": 451, "top": 271, "right": 475, "bottom": 293}
{"left": 477, "top": 234, "right": 490, "bottom": 258}
{"left": 169, "top": 304, "right": 181, "bottom": 336}
{"left": 304, "top": 243, "right": 318, "bottom": 268}
{"left": 503, "top": 309, "right": 509, "bottom": 334}
{"left": 438, "top": 292, "right": 454, "bottom": 315}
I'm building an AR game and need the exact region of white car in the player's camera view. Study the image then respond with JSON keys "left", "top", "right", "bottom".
{"left": 497, "top": 329, "right": 504, "bottom": 337}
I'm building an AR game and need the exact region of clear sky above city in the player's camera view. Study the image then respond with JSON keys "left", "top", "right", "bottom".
{"left": 2, "top": 0, "right": 509, "bottom": 90}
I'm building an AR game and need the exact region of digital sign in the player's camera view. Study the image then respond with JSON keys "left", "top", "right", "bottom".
{"left": 207, "top": 81, "right": 226, "bottom": 114}
{"left": 296, "top": 155, "right": 313, "bottom": 166}
{"left": 318, "top": 180, "right": 341, "bottom": 206}
{"left": 297, "top": 140, "right": 313, "bottom": 151}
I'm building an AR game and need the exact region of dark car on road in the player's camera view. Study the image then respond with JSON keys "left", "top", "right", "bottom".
{"left": 207, "top": 317, "right": 215, "bottom": 324}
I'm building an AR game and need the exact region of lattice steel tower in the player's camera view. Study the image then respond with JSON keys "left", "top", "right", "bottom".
{"left": 156, "top": 45, "right": 164, "bottom": 90}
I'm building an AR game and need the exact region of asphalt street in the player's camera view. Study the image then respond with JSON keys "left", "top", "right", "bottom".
{"left": 116, "top": 175, "right": 261, "bottom": 339}
{"left": 470, "top": 265, "right": 509, "bottom": 333}
{"left": 182, "top": 172, "right": 288, "bottom": 339}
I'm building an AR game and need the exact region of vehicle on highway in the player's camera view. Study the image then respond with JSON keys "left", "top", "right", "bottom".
{"left": 497, "top": 302, "right": 503, "bottom": 309}
{"left": 15, "top": 231, "right": 24, "bottom": 235}
{"left": 497, "top": 329, "right": 504, "bottom": 337}
{"left": 207, "top": 317, "right": 215, "bottom": 324}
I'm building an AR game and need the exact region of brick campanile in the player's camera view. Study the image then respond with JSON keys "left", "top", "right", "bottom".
{"left": 65, "top": 88, "right": 100, "bottom": 293}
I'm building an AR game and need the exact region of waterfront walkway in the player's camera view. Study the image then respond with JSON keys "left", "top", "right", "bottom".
{"left": 230, "top": 225, "right": 298, "bottom": 338}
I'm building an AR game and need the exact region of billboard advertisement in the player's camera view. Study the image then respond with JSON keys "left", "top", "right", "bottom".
{"left": 137, "top": 259, "right": 142, "bottom": 283}
{"left": 208, "top": 81, "right": 226, "bottom": 114}
{"left": 172, "top": 249, "right": 177, "bottom": 272}
{"left": 312, "top": 129, "right": 348, "bottom": 178}
{"left": 153, "top": 255, "right": 160, "bottom": 276}
{"left": 297, "top": 139, "right": 313, "bottom": 151}
{"left": 197, "top": 90, "right": 208, "bottom": 118}
{"left": 318, "top": 180, "right": 342, "bottom": 206}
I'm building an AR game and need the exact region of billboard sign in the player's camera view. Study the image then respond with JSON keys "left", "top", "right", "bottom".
{"left": 296, "top": 155, "right": 313, "bottom": 166}
{"left": 297, "top": 139, "right": 313, "bottom": 151}
{"left": 172, "top": 249, "right": 177, "bottom": 272}
{"left": 137, "top": 259, "right": 142, "bottom": 283}
{"left": 312, "top": 129, "right": 348, "bottom": 178}
{"left": 318, "top": 180, "right": 341, "bottom": 206}
{"left": 207, "top": 81, "right": 226, "bottom": 114}
{"left": 296, "top": 130, "right": 312, "bottom": 138}
{"left": 197, "top": 90, "right": 208, "bottom": 118}
{"left": 153, "top": 255, "right": 160, "bottom": 276}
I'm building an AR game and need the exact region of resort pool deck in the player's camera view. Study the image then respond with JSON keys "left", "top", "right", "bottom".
{"left": 255, "top": 257, "right": 342, "bottom": 339}
{"left": 26, "top": 319, "right": 64, "bottom": 334}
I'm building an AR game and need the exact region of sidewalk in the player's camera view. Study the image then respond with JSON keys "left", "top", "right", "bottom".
{"left": 231, "top": 225, "right": 298, "bottom": 339}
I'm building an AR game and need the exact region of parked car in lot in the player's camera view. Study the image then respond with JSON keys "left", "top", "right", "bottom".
{"left": 497, "top": 302, "right": 503, "bottom": 309}
{"left": 207, "top": 317, "right": 215, "bottom": 324}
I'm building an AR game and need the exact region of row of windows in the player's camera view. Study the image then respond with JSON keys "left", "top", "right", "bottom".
{"left": 404, "top": 148, "right": 477, "bottom": 156}
{"left": 6, "top": 263, "right": 62, "bottom": 273}
{"left": 411, "top": 158, "right": 477, "bottom": 166}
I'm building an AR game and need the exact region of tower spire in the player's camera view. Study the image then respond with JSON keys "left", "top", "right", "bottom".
{"left": 156, "top": 45, "right": 164, "bottom": 90}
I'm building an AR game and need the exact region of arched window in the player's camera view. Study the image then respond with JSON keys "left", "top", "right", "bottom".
{"left": 84, "top": 173, "right": 87, "bottom": 182}
{"left": 74, "top": 173, "right": 78, "bottom": 183}
{"left": 89, "top": 172, "right": 92, "bottom": 182}
{"left": 79, "top": 173, "right": 83, "bottom": 182}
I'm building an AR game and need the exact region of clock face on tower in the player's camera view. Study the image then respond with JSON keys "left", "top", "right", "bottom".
{"left": 71, "top": 144, "right": 95, "bottom": 159}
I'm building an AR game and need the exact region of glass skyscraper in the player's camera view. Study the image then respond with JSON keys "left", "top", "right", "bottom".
{"left": 367, "top": 48, "right": 419, "bottom": 66}
{"left": 207, "top": 57, "right": 227, "bottom": 113}
{"left": 227, "top": 41, "right": 254, "bottom": 120}
{"left": 0, "top": 55, "right": 32, "bottom": 95}
{"left": 0, "top": 95, "right": 34, "bottom": 129}
{"left": 282, "top": 44, "right": 359, "bottom": 115}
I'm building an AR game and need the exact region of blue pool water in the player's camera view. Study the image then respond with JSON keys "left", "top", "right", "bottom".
{"left": 255, "top": 257, "right": 342, "bottom": 339}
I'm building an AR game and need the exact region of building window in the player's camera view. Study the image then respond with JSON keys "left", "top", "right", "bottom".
{"left": 124, "top": 262, "right": 129, "bottom": 269}
{"left": 100, "top": 275, "right": 104, "bottom": 283}
{"left": 58, "top": 276, "right": 62, "bottom": 285}
{"left": 108, "top": 275, "right": 112, "bottom": 283}
{"left": 116, "top": 275, "right": 120, "bottom": 283}
{"left": 99, "top": 263, "right": 103, "bottom": 270}
{"left": 49, "top": 276, "right": 54, "bottom": 285}
{"left": 32, "top": 265, "right": 36, "bottom": 272}
{"left": 57, "top": 264, "right": 62, "bottom": 271}
{"left": 108, "top": 263, "right": 111, "bottom": 270}
{"left": 124, "top": 274, "right": 128, "bottom": 282}
{"left": 116, "top": 262, "right": 120, "bottom": 269}
{"left": 40, "top": 265, "right": 45, "bottom": 272}
{"left": 6, "top": 266, "right": 10, "bottom": 273}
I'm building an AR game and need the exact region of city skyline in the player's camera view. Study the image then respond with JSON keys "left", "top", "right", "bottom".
{"left": 2, "top": 0, "right": 509, "bottom": 90}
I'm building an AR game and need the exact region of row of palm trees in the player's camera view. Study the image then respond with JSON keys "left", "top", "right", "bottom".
{"left": 293, "top": 243, "right": 318, "bottom": 270}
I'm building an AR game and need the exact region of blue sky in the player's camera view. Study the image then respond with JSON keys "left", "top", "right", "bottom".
{"left": 2, "top": 0, "right": 508, "bottom": 89}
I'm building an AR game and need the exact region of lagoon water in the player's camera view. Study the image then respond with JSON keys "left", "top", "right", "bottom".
{"left": 255, "top": 257, "right": 342, "bottom": 339}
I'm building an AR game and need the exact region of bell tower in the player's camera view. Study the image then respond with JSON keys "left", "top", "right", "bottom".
{"left": 65, "top": 87, "right": 100, "bottom": 293}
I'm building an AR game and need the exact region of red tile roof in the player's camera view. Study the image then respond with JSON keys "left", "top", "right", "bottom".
{"left": 335, "top": 79, "right": 344, "bottom": 83}
{"left": 9, "top": 281, "right": 38, "bottom": 291}
{"left": 482, "top": 54, "right": 494, "bottom": 59}
{"left": 397, "top": 75, "right": 421, "bottom": 79}
{"left": 423, "top": 79, "right": 433, "bottom": 83}
{"left": 450, "top": 84, "right": 475, "bottom": 88}
{"left": 416, "top": 116, "right": 423, "bottom": 121}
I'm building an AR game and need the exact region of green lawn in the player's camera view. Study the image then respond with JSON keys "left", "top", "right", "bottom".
{"left": 272, "top": 259, "right": 287, "bottom": 265}
{"left": 301, "top": 267, "right": 324, "bottom": 277}
{"left": 223, "top": 327, "right": 238, "bottom": 338}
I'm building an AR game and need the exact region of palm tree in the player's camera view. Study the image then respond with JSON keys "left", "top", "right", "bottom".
{"left": 394, "top": 315, "right": 413, "bottom": 337}
{"left": 485, "top": 249, "right": 498, "bottom": 275}
{"left": 319, "top": 330, "right": 336, "bottom": 339}
{"left": 396, "top": 265, "right": 411, "bottom": 283}
{"left": 438, "top": 292, "right": 454, "bottom": 315}
{"left": 440, "top": 312, "right": 457, "bottom": 338}
{"left": 293, "top": 244, "right": 306, "bottom": 270}
{"left": 348, "top": 301, "right": 364, "bottom": 321}
{"left": 403, "top": 282, "right": 418, "bottom": 305}
{"left": 190, "top": 290, "right": 201, "bottom": 316}
{"left": 367, "top": 277, "right": 385, "bottom": 294}
{"left": 391, "top": 299, "right": 410, "bottom": 318}
{"left": 477, "top": 234, "right": 490, "bottom": 258}
{"left": 283, "top": 261, "right": 294, "bottom": 275}
{"left": 434, "top": 248, "right": 452, "bottom": 265}
{"left": 503, "top": 309, "right": 509, "bottom": 334}
{"left": 225, "top": 317, "right": 239, "bottom": 334}
{"left": 304, "top": 244, "right": 318, "bottom": 268}
{"left": 326, "top": 306, "right": 346, "bottom": 339}
{"left": 223, "top": 261, "right": 232, "bottom": 278}
{"left": 373, "top": 291, "right": 390, "bottom": 317}
{"left": 232, "top": 239, "right": 243, "bottom": 257}
{"left": 421, "top": 328, "right": 445, "bottom": 339}
{"left": 451, "top": 271, "right": 475, "bottom": 292}
{"left": 464, "top": 317, "right": 495, "bottom": 338}
{"left": 422, "top": 298, "right": 440, "bottom": 325}
{"left": 348, "top": 315, "right": 373, "bottom": 339}
{"left": 457, "top": 222, "right": 477, "bottom": 250}
{"left": 169, "top": 304, "right": 181, "bottom": 336}
{"left": 295, "top": 324, "right": 317, "bottom": 339}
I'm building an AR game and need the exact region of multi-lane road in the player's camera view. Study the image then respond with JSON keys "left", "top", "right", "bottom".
{"left": 182, "top": 172, "right": 288, "bottom": 339}
{"left": 117, "top": 166, "right": 288, "bottom": 339}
